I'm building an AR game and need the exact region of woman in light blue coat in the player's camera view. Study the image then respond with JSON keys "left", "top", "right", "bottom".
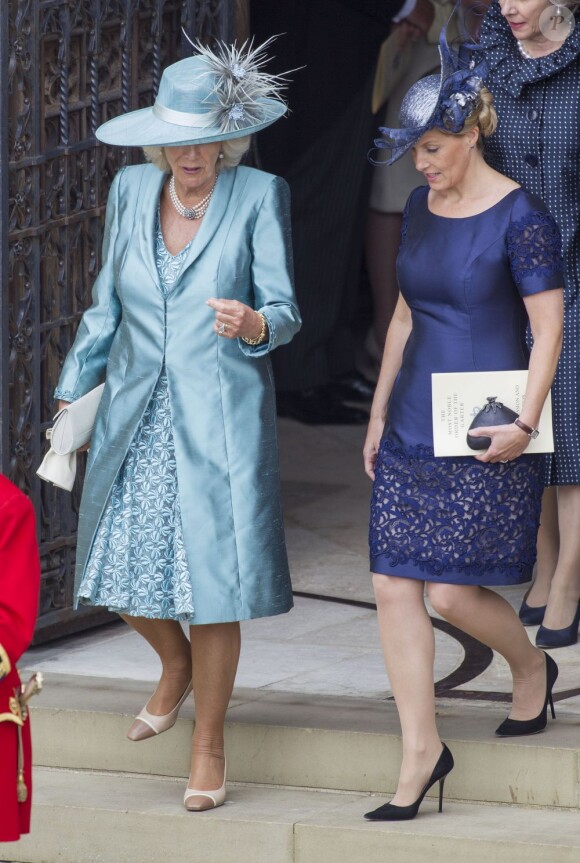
{"left": 54, "top": 40, "right": 300, "bottom": 811}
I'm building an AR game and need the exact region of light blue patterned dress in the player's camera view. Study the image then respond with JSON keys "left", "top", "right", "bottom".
{"left": 77, "top": 218, "right": 195, "bottom": 620}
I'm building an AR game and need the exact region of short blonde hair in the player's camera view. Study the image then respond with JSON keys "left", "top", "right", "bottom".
{"left": 464, "top": 87, "right": 497, "bottom": 142}
{"left": 142, "top": 136, "right": 251, "bottom": 172}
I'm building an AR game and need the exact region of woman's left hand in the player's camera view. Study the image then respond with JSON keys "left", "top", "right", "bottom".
{"left": 470, "top": 423, "right": 530, "bottom": 464}
{"left": 206, "top": 298, "right": 265, "bottom": 341}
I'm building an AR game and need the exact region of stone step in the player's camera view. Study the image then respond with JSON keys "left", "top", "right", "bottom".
{"left": 28, "top": 673, "right": 580, "bottom": 809}
{"left": 2, "top": 767, "right": 580, "bottom": 863}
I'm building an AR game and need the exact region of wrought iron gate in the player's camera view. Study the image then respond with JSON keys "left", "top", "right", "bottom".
{"left": 0, "top": 0, "right": 233, "bottom": 641}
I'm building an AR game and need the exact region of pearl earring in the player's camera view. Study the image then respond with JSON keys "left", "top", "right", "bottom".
{"left": 218, "top": 152, "right": 224, "bottom": 159}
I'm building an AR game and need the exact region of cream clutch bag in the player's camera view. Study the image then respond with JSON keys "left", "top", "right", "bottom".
{"left": 36, "top": 384, "right": 105, "bottom": 491}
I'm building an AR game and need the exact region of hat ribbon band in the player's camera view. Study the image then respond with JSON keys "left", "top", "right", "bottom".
{"left": 152, "top": 101, "right": 213, "bottom": 129}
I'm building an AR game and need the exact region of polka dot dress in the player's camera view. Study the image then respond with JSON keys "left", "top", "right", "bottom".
{"left": 481, "top": 2, "right": 580, "bottom": 485}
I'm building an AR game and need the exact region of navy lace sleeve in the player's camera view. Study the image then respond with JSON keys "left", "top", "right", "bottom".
{"left": 506, "top": 206, "right": 563, "bottom": 297}
{"left": 400, "top": 198, "right": 410, "bottom": 247}
{"left": 400, "top": 186, "right": 422, "bottom": 248}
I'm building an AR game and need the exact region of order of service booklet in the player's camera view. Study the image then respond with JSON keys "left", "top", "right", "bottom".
{"left": 431, "top": 371, "right": 554, "bottom": 457}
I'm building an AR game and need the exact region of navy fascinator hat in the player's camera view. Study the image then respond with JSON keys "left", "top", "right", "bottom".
{"left": 372, "top": 26, "right": 489, "bottom": 166}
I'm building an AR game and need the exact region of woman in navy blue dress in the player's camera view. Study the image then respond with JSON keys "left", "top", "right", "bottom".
{"left": 363, "top": 34, "right": 563, "bottom": 821}
{"left": 480, "top": 0, "right": 580, "bottom": 647}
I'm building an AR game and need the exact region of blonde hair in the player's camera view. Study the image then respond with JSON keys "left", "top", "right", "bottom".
{"left": 464, "top": 87, "right": 497, "bottom": 143}
{"left": 143, "top": 136, "right": 251, "bottom": 172}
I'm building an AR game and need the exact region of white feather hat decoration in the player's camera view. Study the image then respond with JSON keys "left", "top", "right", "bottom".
{"left": 184, "top": 34, "right": 291, "bottom": 133}
{"left": 96, "top": 35, "right": 289, "bottom": 147}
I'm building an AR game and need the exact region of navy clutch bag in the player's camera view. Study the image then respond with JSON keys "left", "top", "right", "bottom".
{"left": 466, "top": 397, "right": 518, "bottom": 450}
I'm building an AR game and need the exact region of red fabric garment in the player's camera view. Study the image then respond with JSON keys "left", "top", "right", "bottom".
{"left": 0, "top": 475, "right": 40, "bottom": 842}
{"left": 0, "top": 721, "right": 32, "bottom": 841}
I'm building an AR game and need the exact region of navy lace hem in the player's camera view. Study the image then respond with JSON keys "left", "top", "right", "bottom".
{"left": 369, "top": 437, "right": 543, "bottom": 584}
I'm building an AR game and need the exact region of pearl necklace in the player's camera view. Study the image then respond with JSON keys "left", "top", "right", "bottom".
{"left": 169, "top": 174, "right": 217, "bottom": 220}
{"left": 517, "top": 39, "right": 535, "bottom": 60}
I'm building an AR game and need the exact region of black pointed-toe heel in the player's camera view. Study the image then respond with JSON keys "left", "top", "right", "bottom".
{"left": 364, "top": 743, "right": 454, "bottom": 822}
{"left": 518, "top": 598, "right": 546, "bottom": 627}
{"left": 536, "top": 601, "right": 580, "bottom": 648}
{"left": 495, "top": 652, "right": 558, "bottom": 737}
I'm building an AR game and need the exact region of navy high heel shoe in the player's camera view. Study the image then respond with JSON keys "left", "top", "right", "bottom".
{"left": 518, "top": 598, "right": 546, "bottom": 627}
{"left": 364, "top": 744, "right": 454, "bottom": 822}
{"left": 495, "top": 652, "right": 558, "bottom": 737}
{"left": 536, "top": 601, "right": 580, "bottom": 648}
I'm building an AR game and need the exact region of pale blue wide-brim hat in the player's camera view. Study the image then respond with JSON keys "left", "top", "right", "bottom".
{"left": 96, "top": 38, "right": 288, "bottom": 147}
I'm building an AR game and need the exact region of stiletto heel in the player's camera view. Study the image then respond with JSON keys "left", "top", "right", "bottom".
{"left": 127, "top": 680, "right": 192, "bottom": 741}
{"left": 438, "top": 776, "right": 446, "bottom": 813}
{"left": 364, "top": 743, "right": 454, "bottom": 822}
{"left": 495, "top": 652, "right": 558, "bottom": 737}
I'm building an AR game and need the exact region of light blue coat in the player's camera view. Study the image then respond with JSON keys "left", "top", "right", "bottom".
{"left": 55, "top": 163, "right": 301, "bottom": 624}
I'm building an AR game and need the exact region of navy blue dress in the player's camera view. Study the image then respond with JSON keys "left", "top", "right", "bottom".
{"left": 369, "top": 186, "right": 562, "bottom": 585}
{"left": 481, "top": 2, "right": 580, "bottom": 485}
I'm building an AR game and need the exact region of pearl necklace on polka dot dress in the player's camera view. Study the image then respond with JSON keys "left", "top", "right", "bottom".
{"left": 517, "top": 39, "right": 535, "bottom": 60}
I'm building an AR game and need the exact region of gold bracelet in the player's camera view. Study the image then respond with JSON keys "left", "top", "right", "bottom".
{"left": 242, "top": 312, "right": 268, "bottom": 346}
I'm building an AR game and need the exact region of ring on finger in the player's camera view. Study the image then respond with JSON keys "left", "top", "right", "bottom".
{"left": 218, "top": 323, "right": 227, "bottom": 334}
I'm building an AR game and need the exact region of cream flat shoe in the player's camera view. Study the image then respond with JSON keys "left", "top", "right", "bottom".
{"left": 184, "top": 758, "right": 227, "bottom": 811}
{"left": 126, "top": 681, "right": 192, "bottom": 741}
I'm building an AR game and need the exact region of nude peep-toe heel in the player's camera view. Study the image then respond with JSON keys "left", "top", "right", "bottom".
{"left": 184, "top": 758, "right": 227, "bottom": 812}
{"left": 126, "top": 681, "right": 193, "bottom": 742}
